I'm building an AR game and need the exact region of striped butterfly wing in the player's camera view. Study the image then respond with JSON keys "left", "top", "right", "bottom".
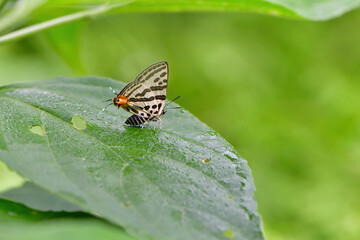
{"left": 121, "top": 61, "right": 168, "bottom": 122}
{"left": 124, "top": 114, "right": 148, "bottom": 126}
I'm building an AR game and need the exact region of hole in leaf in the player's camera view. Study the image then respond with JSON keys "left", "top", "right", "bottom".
{"left": 201, "top": 158, "right": 210, "bottom": 163}
{"left": 72, "top": 115, "right": 86, "bottom": 130}
{"left": 223, "top": 230, "right": 234, "bottom": 239}
{"left": 29, "top": 126, "right": 46, "bottom": 136}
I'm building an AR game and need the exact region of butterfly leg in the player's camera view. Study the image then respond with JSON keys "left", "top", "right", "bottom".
{"left": 144, "top": 121, "right": 151, "bottom": 129}
{"left": 153, "top": 119, "right": 162, "bottom": 130}
{"left": 141, "top": 120, "right": 151, "bottom": 129}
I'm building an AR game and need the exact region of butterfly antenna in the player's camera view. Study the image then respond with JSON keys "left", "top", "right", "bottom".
{"left": 110, "top": 87, "right": 117, "bottom": 95}
{"left": 102, "top": 102, "right": 113, "bottom": 111}
{"left": 165, "top": 96, "right": 180, "bottom": 108}
{"left": 166, "top": 107, "right": 182, "bottom": 110}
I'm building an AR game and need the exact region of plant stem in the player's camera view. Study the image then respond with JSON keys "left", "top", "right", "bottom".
{"left": 0, "top": 0, "right": 9, "bottom": 13}
{"left": 0, "top": 2, "right": 130, "bottom": 44}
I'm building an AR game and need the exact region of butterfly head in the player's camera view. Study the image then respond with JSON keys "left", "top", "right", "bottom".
{"left": 113, "top": 95, "right": 128, "bottom": 108}
{"left": 103, "top": 87, "right": 131, "bottom": 111}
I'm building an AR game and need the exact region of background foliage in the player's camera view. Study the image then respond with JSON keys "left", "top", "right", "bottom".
{"left": 1, "top": 1, "right": 360, "bottom": 240}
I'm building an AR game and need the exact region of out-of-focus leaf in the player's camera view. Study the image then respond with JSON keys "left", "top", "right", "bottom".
{"left": 0, "top": 4, "right": 113, "bottom": 44}
{"left": 34, "top": 0, "right": 360, "bottom": 20}
{"left": 0, "top": 198, "right": 137, "bottom": 240}
{"left": 0, "top": 0, "right": 46, "bottom": 33}
{"left": 0, "top": 160, "right": 25, "bottom": 193}
{"left": 1, "top": 0, "right": 360, "bottom": 44}
{"left": 0, "top": 182, "right": 82, "bottom": 212}
{"left": 44, "top": 22, "right": 86, "bottom": 74}
{"left": 0, "top": 77, "right": 263, "bottom": 240}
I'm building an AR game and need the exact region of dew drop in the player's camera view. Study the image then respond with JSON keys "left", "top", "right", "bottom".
{"left": 207, "top": 131, "right": 216, "bottom": 136}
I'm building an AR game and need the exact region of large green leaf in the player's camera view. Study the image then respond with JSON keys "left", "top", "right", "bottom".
{"left": 0, "top": 198, "right": 137, "bottom": 240}
{"left": 0, "top": 77, "right": 263, "bottom": 240}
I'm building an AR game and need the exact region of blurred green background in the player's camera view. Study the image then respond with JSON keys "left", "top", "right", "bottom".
{"left": 1, "top": 9, "right": 360, "bottom": 240}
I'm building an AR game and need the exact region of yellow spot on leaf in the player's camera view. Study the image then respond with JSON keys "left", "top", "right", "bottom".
{"left": 72, "top": 115, "right": 86, "bottom": 130}
{"left": 223, "top": 230, "right": 234, "bottom": 239}
{"left": 29, "top": 126, "right": 45, "bottom": 136}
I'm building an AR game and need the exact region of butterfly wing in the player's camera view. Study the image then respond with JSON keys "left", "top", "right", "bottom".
{"left": 125, "top": 114, "right": 149, "bottom": 126}
{"left": 121, "top": 61, "right": 168, "bottom": 122}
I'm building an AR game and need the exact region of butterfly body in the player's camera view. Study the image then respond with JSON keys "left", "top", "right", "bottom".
{"left": 108, "top": 61, "right": 169, "bottom": 126}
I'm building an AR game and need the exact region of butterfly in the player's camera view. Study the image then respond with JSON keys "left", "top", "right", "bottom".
{"left": 104, "top": 61, "right": 169, "bottom": 127}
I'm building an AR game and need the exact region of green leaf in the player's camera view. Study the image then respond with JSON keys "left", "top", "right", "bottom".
{"left": 0, "top": 182, "right": 82, "bottom": 212}
{"left": 31, "top": 0, "right": 360, "bottom": 20}
{"left": 1, "top": 0, "right": 360, "bottom": 44}
{"left": 0, "top": 77, "right": 263, "bottom": 240}
{"left": 0, "top": 198, "right": 137, "bottom": 240}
